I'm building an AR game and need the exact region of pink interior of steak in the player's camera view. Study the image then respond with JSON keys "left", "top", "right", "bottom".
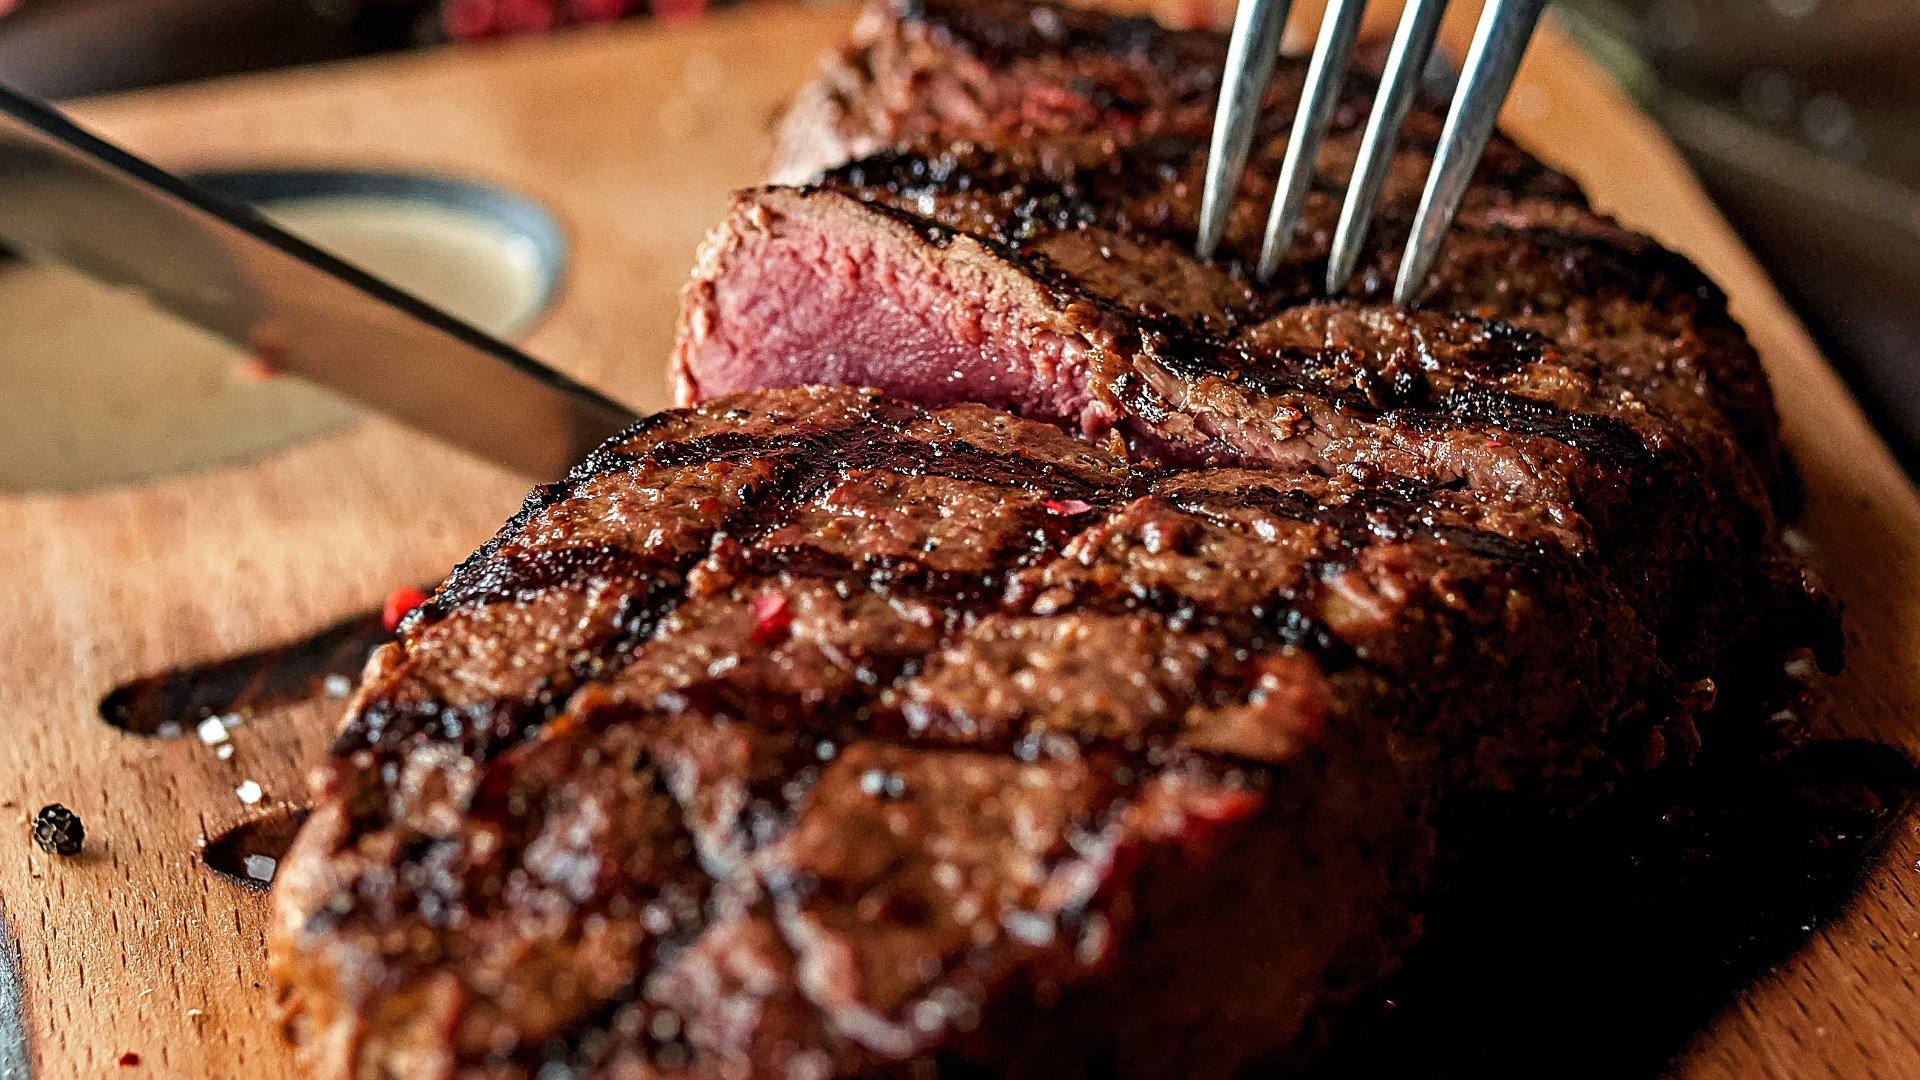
{"left": 677, "top": 189, "right": 1115, "bottom": 434}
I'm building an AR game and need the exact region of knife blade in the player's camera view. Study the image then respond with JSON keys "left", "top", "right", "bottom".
{"left": 0, "top": 83, "right": 639, "bottom": 481}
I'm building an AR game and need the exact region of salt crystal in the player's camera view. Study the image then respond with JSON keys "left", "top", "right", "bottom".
{"left": 215, "top": 745, "right": 234, "bottom": 761}
{"left": 910, "top": 999, "right": 946, "bottom": 1034}
{"left": 235, "top": 780, "right": 263, "bottom": 805}
{"left": 1002, "top": 910, "right": 1056, "bottom": 946}
{"left": 243, "top": 854, "right": 278, "bottom": 883}
{"left": 196, "top": 717, "right": 229, "bottom": 745}
{"left": 221, "top": 713, "right": 242, "bottom": 730}
{"left": 155, "top": 722, "right": 182, "bottom": 739}
{"left": 642, "top": 902, "right": 674, "bottom": 935}
{"left": 784, "top": 1051, "right": 832, "bottom": 1080}
{"left": 859, "top": 769, "right": 905, "bottom": 798}
{"left": 323, "top": 674, "right": 353, "bottom": 698}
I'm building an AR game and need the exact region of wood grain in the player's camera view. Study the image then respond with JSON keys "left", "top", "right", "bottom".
{"left": 0, "top": 3, "right": 1912, "bottom": 1077}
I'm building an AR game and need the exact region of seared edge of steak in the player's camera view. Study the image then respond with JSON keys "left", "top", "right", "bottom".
{"left": 772, "top": 0, "right": 1240, "bottom": 185}
{"left": 273, "top": 386, "right": 1678, "bottom": 1079}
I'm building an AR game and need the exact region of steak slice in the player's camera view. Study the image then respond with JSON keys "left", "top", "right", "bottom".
{"left": 675, "top": 0, "right": 1829, "bottom": 683}
{"left": 273, "top": 386, "right": 1675, "bottom": 1079}
{"left": 770, "top": 0, "right": 1263, "bottom": 186}
{"left": 750, "top": 0, "right": 1775, "bottom": 485}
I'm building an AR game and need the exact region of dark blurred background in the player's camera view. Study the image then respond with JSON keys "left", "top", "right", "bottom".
{"left": 1559, "top": 0, "right": 1920, "bottom": 476}
{"left": 0, "top": 0, "right": 718, "bottom": 95}
{"left": 1, "top": 0, "right": 1915, "bottom": 472}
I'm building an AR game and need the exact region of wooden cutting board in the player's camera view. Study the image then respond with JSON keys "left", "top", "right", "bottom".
{"left": 0, "top": 3, "right": 1914, "bottom": 1077}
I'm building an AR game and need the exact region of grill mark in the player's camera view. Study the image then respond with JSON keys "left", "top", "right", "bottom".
{"left": 991, "top": 487, "right": 1364, "bottom": 666}
{"left": 336, "top": 696, "right": 550, "bottom": 759}
{"left": 485, "top": 721, "right": 1271, "bottom": 1080}
{"left": 1160, "top": 480, "right": 1570, "bottom": 571}
{"left": 435, "top": 411, "right": 696, "bottom": 595}
{"left": 1209, "top": 319, "right": 1550, "bottom": 400}
{"left": 809, "top": 177, "right": 1675, "bottom": 479}
{"left": 640, "top": 463, "right": 1151, "bottom": 738}
{"left": 830, "top": 135, "right": 1680, "bottom": 311}
{"left": 436, "top": 410, "right": 1121, "bottom": 619}
{"left": 627, "top": 597, "right": 1308, "bottom": 777}
{"left": 430, "top": 435, "right": 1372, "bottom": 768}
{"left": 656, "top": 680, "right": 915, "bottom": 744}
{"left": 649, "top": 427, "right": 1114, "bottom": 502}
{"left": 351, "top": 406, "right": 902, "bottom": 757}
{"left": 823, "top": 137, "right": 1595, "bottom": 315}
{"left": 308, "top": 738, "right": 719, "bottom": 1038}
{"left": 436, "top": 544, "right": 656, "bottom": 611}
{"left": 826, "top": 140, "right": 1183, "bottom": 251}
{"left": 908, "top": 0, "right": 1224, "bottom": 79}
{"left": 1392, "top": 389, "right": 1656, "bottom": 470}
{"left": 750, "top": 541, "right": 1047, "bottom": 609}
{"left": 1449, "top": 225, "right": 1726, "bottom": 308}
{"left": 339, "top": 574, "right": 692, "bottom": 758}
{"left": 1058, "top": 481, "right": 1593, "bottom": 667}
{"left": 613, "top": 569, "right": 1305, "bottom": 774}
{"left": 1144, "top": 318, "right": 1548, "bottom": 409}
{"left": 357, "top": 403, "right": 1143, "bottom": 759}
{"left": 1052, "top": 574, "right": 1358, "bottom": 667}
{"left": 1131, "top": 329, "right": 1659, "bottom": 474}
{"left": 436, "top": 477, "right": 580, "bottom": 606}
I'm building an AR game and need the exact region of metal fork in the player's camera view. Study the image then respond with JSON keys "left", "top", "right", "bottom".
{"left": 1196, "top": 0, "right": 1548, "bottom": 305}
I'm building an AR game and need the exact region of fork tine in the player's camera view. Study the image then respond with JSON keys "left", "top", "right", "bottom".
{"left": 1257, "top": 0, "right": 1368, "bottom": 282}
{"left": 1394, "top": 0, "right": 1548, "bottom": 305}
{"left": 1196, "top": 0, "right": 1295, "bottom": 261}
{"left": 1324, "top": 0, "right": 1448, "bottom": 295}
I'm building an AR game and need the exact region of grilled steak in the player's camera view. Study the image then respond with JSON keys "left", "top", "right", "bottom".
{"left": 273, "top": 2, "right": 1835, "bottom": 1076}
{"left": 275, "top": 386, "right": 1679, "bottom": 1079}
{"left": 676, "top": 0, "right": 1827, "bottom": 686}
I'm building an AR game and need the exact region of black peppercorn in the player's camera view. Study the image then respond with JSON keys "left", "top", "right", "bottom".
{"left": 32, "top": 803, "right": 84, "bottom": 856}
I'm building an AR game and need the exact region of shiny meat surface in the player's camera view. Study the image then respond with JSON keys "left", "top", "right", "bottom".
{"left": 273, "top": 387, "right": 1671, "bottom": 1078}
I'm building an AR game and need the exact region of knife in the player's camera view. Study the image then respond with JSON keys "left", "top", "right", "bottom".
{"left": 0, "top": 83, "right": 639, "bottom": 481}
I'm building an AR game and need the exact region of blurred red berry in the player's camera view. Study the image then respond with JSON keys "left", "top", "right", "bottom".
{"left": 651, "top": 0, "right": 706, "bottom": 25}
{"left": 497, "top": 0, "right": 556, "bottom": 34}
{"left": 568, "top": 0, "right": 628, "bottom": 23}
{"left": 442, "top": 0, "right": 498, "bottom": 39}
